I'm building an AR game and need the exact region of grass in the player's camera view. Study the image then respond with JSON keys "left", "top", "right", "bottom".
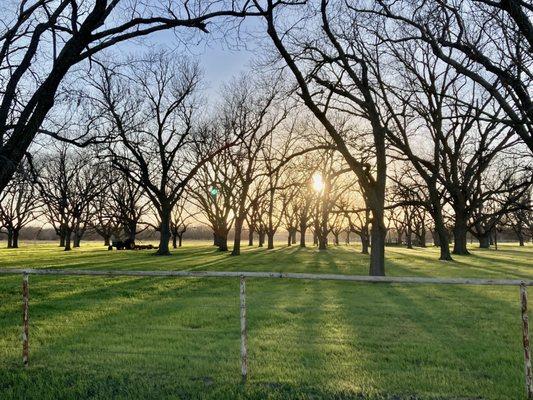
{"left": 0, "top": 241, "right": 532, "bottom": 399}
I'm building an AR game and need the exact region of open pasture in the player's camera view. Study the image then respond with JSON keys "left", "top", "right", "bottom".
{"left": 0, "top": 242, "right": 532, "bottom": 399}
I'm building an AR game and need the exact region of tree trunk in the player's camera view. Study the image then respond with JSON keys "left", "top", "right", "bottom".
{"left": 267, "top": 232, "right": 274, "bottom": 249}
{"left": 104, "top": 234, "right": 110, "bottom": 246}
{"left": 478, "top": 232, "right": 491, "bottom": 249}
{"left": 218, "top": 233, "right": 228, "bottom": 252}
{"left": 156, "top": 207, "right": 171, "bottom": 255}
{"left": 432, "top": 229, "right": 440, "bottom": 247}
{"left": 213, "top": 233, "right": 219, "bottom": 247}
{"left": 369, "top": 219, "right": 386, "bottom": 276}
{"left": 452, "top": 218, "right": 469, "bottom": 255}
{"left": 64, "top": 229, "right": 72, "bottom": 251}
{"left": 287, "top": 234, "right": 292, "bottom": 246}
{"left": 248, "top": 228, "right": 254, "bottom": 246}
{"left": 178, "top": 235, "right": 183, "bottom": 247}
{"left": 232, "top": 217, "right": 244, "bottom": 256}
{"left": 126, "top": 222, "right": 137, "bottom": 242}
{"left": 258, "top": 231, "right": 265, "bottom": 247}
{"left": 6, "top": 228, "right": 13, "bottom": 248}
{"left": 333, "top": 233, "right": 339, "bottom": 246}
{"left": 291, "top": 229, "right": 297, "bottom": 245}
{"left": 519, "top": 233, "right": 525, "bottom": 246}
{"left": 73, "top": 232, "right": 82, "bottom": 248}
{"left": 12, "top": 229, "right": 19, "bottom": 248}
{"left": 419, "top": 228, "right": 427, "bottom": 247}
{"left": 361, "top": 234, "right": 369, "bottom": 255}
{"left": 433, "top": 220, "right": 452, "bottom": 260}
{"left": 318, "top": 233, "right": 327, "bottom": 250}
{"left": 59, "top": 225, "right": 66, "bottom": 247}
{"left": 405, "top": 228, "right": 413, "bottom": 249}
{"left": 300, "top": 221, "right": 307, "bottom": 248}
{"left": 172, "top": 234, "right": 177, "bottom": 249}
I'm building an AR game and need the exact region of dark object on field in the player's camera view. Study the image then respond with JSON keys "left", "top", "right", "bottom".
{"left": 135, "top": 244, "right": 157, "bottom": 250}
{"left": 110, "top": 239, "right": 157, "bottom": 250}
{"left": 111, "top": 239, "right": 135, "bottom": 250}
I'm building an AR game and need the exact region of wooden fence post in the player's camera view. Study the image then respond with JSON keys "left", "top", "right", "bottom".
{"left": 520, "top": 283, "right": 533, "bottom": 399}
{"left": 240, "top": 275, "right": 248, "bottom": 383}
{"left": 22, "top": 272, "right": 29, "bottom": 368}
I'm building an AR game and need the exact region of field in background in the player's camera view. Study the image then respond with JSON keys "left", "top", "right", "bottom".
{"left": 0, "top": 242, "right": 532, "bottom": 399}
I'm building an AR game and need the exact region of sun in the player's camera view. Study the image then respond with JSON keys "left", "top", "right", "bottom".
{"left": 312, "top": 172, "right": 325, "bottom": 193}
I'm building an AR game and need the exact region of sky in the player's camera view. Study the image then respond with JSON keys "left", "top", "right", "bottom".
{"left": 112, "top": 17, "right": 265, "bottom": 99}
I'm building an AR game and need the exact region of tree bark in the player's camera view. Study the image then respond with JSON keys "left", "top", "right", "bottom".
{"left": 218, "top": 233, "right": 228, "bottom": 252}
{"left": 369, "top": 218, "right": 386, "bottom": 276}
{"left": 248, "top": 228, "right": 254, "bottom": 246}
{"left": 59, "top": 225, "right": 66, "bottom": 247}
{"left": 452, "top": 217, "right": 470, "bottom": 255}
{"left": 405, "top": 228, "right": 413, "bottom": 249}
{"left": 64, "top": 229, "right": 72, "bottom": 251}
{"left": 12, "top": 229, "right": 20, "bottom": 248}
{"left": 318, "top": 234, "right": 327, "bottom": 250}
{"left": 258, "top": 231, "right": 265, "bottom": 247}
{"left": 232, "top": 216, "right": 245, "bottom": 256}
{"left": 178, "top": 235, "right": 183, "bottom": 247}
{"left": 434, "top": 224, "right": 452, "bottom": 261}
{"left": 361, "top": 234, "right": 369, "bottom": 255}
{"left": 156, "top": 207, "right": 171, "bottom": 255}
{"left": 172, "top": 234, "right": 177, "bottom": 249}
{"left": 299, "top": 220, "right": 307, "bottom": 247}
{"left": 478, "top": 232, "right": 491, "bottom": 249}
{"left": 104, "top": 235, "right": 110, "bottom": 246}
{"left": 418, "top": 227, "right": 426, "bottom": 247}
{"left": 73, "top": 232, "right": 82, "bottom": 248}
{"left": 6, "top": 228, "right": 13, "bottom": 248}
{"left": 267, "top": 232, "right": 274, "bottom": 249}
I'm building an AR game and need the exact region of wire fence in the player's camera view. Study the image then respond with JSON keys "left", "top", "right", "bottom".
{"left": 0, "top": 268, "right": 532, "bottom": 398}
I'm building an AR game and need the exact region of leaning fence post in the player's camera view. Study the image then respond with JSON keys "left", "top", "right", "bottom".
{"left": 240, "top": 275, "right": 248, "bottom": 383}
{"left": 22, "top": 272, "right": 29, "bottom": 368}
{"left": 520, "top": 282, "right": 533, "bottom": 399}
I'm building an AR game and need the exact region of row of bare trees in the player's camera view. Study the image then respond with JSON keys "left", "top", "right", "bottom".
{"left": 0, "top": 0, "right": 531, "bottom": 275}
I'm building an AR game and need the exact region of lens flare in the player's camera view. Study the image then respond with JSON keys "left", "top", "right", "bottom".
{"left": 312, "top": 172, "right": 325, "bottom": 193}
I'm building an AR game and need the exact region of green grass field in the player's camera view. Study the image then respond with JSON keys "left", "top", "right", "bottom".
{"left": 0, "top": 241, "right": 532, "bottom": 399}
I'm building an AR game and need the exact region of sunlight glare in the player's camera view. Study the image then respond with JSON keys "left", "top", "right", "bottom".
{"left": 312, "top": 172, "right": 325, "bottom": 193}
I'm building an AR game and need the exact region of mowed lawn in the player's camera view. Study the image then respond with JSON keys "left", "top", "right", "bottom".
{"left": 0, "top": 241, "right": 532, "bottom": 399}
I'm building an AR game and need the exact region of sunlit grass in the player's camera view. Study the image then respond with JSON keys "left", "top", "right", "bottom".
{"left": 0, "top": 241, "right": 531, "bottom": 399}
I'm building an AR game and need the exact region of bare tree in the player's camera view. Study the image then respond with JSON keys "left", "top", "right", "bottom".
{"left": 109, "top": 171, "right": 150, "bottom": 244}
{"left": 190, "top": 149, "right": 237, "bottom": 252}
{"left": 88, "top": 53, "right": 229, "bottom": 255}
{"left": 0, "top": 0, "right": 264, "bottom": 191}
{"left": 0, "top": 159, "right": 39, "bottom": 248}
{"left": 505, "top": 192, "right": 532, "bottom": 246}
{"left": 35, "top": 145, "right": 104, "bottom": 250}
{"left": 218, "top": 76, "right": 289, "bottom": 256}
{"left": 370, "top": 0, "right": 533, "bottom": 152}
{"left": 170, "top": 192, "right": 195, "bottom": 248}
{"left": 257, "top": 0, "right": 390, "bottom": 275}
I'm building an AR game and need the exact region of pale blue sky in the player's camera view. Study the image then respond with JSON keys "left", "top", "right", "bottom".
{"left": 111, "top": 17, "right": 265, "bottom": 97}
